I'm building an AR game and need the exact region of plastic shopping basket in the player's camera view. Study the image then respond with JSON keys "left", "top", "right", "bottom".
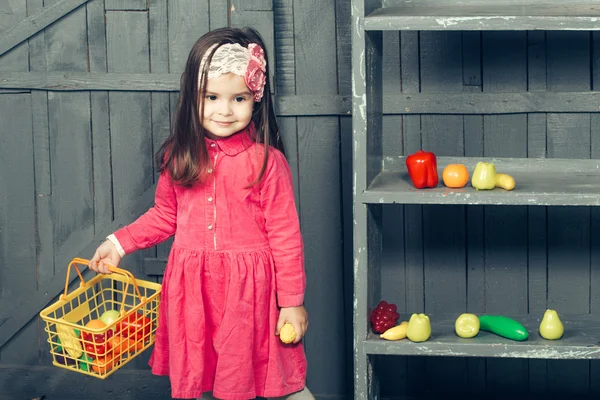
{"left": 39, "top": 257, "right": 161, "bottom": 379}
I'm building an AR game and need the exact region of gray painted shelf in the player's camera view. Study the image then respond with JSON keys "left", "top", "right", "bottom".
{"left": 364, "top": 314, "right": 600, "bottom": 359}
{"left": 363, "top": 156, "right": 600, "bottom": 206}
{"left": 365, "top": 3, "right": 600, "bottom": 31}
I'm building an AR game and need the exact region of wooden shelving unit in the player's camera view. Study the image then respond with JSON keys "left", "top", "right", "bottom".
{"left": 351, "top": 1, "right": 600, "bottom": 398}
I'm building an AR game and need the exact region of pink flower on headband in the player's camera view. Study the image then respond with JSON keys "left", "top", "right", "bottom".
{"left": 246, "top": 43, "right": 267, "bottom": 102}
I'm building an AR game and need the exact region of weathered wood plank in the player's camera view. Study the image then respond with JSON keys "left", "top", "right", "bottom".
{"left": 168, "top": 0, "right": 209, "bottom": 75}
{"left": 480, "top": 35, "right": 528, "bottom": 397}
{"left": 105, "top": 0, "right": 146, "bottom": 10}
{"left": 591, "top": 31, "right": 600, "bottom": 397}
{"left": 0, "top": 0, "right": 29, "bottom": 93}
{"left": 526, "top": 29, "right": 549, "bottom": 396}
{"left": 0, "top": 0, "right": 38, "bottom": 366}
{"left": 5, "top": 73, "right": 600, "bottom": 114}
{"left": 27, "top": 0, "right": 53, "bottom": 367}
{"left": 167, "top": 0, "right": 210, "bottom": 134}
{"left": 87, "top": 0, "right": 112, "bottom": 236}
{"left": 418, "top": 30, "right": 467, "bottom": 397}
{"left": 0, "top": 94, "right": 37, "bottom": 363}
{"left": 209, "top": 0, "right": 229, "bottom": 29}
{"left": 461, "top": 30, "right": 487, "bottom": 396}
{"left": 293, "top": 0, "right": 345, "bottom": 395}
{"left": 274, "top": 0, "right": 295, "bottom": 97}
{"left": 362, "top": 156, "right": 600, "bottom": 206}
{"left": 0, "top": 0, "right": 91, "bottom": 57}
{"left": 545, "top": 30, "right": 592, "bottom": 396}
{"left": 397, "top": 29, "right": 427, "bottom": 398}
{"left": 148, "top": 0, "right": 173, "bottom": 269}
{"left": 378, "top": 28, "right": 407, "bottom": 398}
{"left": 235, "top": 0, "right": 273, "bottom": 11}
{"left": 0, "top": 365, "right": 170, "bottom": 399}
{"left": 364, "top": 3, "right": 600, "bottom": 31}
{"left": 106, "top": 11, "right": 152, "bottom": 216}
{"left": 43, "top": 0, "right": 94, "bottom": 321}
{"left": 480, "top": 33, "right": 528, "bottom": 400}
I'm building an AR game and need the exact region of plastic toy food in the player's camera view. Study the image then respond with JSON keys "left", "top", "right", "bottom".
{"left": 116, "top": 311, "right": 152, "bottom": 341}
{"left": 82, "top": 319, "right": 113, "bottom": 356}
{"left": 406, "top": 313, "right": 431, "bottom": 342}
{"left": 471, "top": 162, "right": 497, "bottom": 190}
{"left": 455, "top": 313, "right": 480, "bottom": 338}
{"left": 479, "top": 315, "right": 528, "bottom": 341}
{"left": 279, "top": 323, "right": 296, "bottom": 344}
{"left": 495, "top": 173, "right": 515, "bottom": 191}
{"left": 380, "top": 321, "right": 408, "bottom": 341}
{"left": 442, "top": 164, "right": 469, "bottom": 188}
{"left": 100, "top": 310, "right": 121, "bottom": 326}
{"left": 370, "top": 300, "right": 400, "bottom": 333}
{"left": 405, "top": 150, "right": 438, "bottom": 189}
{"left": 539, "top": 309, "right": 564, "bottom": 340}
{"left": 56, "top": 323, "right": 84, "bottom": 358}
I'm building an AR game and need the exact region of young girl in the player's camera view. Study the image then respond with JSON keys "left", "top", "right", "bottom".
{"left": 89, "top": 27, "right": 314, "bottom": 400}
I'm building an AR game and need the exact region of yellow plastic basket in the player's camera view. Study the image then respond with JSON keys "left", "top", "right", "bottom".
{"left": 39, "top": 257, "right": 161, "bottom": 379}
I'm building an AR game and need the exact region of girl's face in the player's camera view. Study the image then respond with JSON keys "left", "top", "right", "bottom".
{"left": 201, "top": 72, "right": 255, "bottom": 140}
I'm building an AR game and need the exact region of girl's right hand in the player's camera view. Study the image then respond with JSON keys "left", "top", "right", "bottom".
{"left": 89, "top": 240, "right": 122, "bottom": 274}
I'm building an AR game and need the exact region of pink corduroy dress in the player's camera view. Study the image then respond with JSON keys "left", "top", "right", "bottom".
{"left": 113, "top": 127, "right": 307, "bottom": 399}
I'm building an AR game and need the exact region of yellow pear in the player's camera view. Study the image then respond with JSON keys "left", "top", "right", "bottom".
{"left": 539, "top": 309, "right": 564, "bottom": 340}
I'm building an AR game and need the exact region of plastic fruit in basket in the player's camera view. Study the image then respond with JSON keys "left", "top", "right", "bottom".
{"left": 82, "top": 319, "right": 113, "bottom": 357}
{"left": 55, "top": 323, "right": 83, "bottom": 358}
{"left": 92, "top": 353, "right": 119, "bottom": 375}
{"left": 100, "top": 310, "right": 121, "bottom": 326}
{"left": 109, "top": 334, "right": 143, "bottom": 358}
{"left": 116, "top": 311, "right": 152, "bottom": 341}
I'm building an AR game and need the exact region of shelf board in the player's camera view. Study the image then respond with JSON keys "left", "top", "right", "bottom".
{"left": 364, "top": 3, "right": 600, "bottom": 31}
{"left": 360, "top": 157, "right": 600, "bottom": 206}
{"left": 364, "top": 314, "right": 600, "bottom": 359}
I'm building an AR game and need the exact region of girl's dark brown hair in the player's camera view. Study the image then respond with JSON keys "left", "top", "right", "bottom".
{"left": 156, "top": 27, "right": 283, "bottom": 187}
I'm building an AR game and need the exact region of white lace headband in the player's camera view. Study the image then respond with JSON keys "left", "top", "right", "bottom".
{"left": 199, "top": 42, "right": 267, "bottom": 102}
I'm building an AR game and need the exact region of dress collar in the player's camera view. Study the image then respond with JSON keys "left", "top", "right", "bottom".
{"left": 205, "top": 124, "right": 256, "bottom": 156}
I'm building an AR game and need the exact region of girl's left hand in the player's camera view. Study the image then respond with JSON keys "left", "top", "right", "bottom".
{"left": 276, "top": 306, "right": 308, "bottom": 344}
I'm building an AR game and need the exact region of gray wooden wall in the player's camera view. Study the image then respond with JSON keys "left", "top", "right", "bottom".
{"left": 1, "top": 0, "right": 600, "bottom": 399}
{"left": 0, "top": 1, "right": 349, "bottom": 399}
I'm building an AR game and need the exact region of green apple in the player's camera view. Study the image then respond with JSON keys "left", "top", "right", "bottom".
{"left": 100, "top": 310, "right": 121, "bottom": 326}
{"left": 455, "top": 313, "right": 480, "bottom": 338}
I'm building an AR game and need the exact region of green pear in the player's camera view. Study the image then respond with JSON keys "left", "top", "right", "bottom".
{"left": 539, "top": 309, "right": 564, "bottom": 340}
{"left": 471, "top": 162, "right": 497, "bottom": 190}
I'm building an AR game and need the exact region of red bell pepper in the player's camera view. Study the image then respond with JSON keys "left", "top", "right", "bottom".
{"left": 405, "top": 150, "right": 438, "bottom": 189}
{"left": 116, "top": 311, "right": 152, "bottom": 341}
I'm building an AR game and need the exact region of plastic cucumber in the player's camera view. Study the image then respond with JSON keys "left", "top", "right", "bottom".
{"left": 478, "top": 315, "right": 529, "bottom": 341}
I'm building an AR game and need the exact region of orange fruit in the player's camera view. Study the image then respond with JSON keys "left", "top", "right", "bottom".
{"left": 442, "top": 164, "right": 469, "bottom": 188}
{"left": 85, "top": 319, "right": 107, "bottom": 330}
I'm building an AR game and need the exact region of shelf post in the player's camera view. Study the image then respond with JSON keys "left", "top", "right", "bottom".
{"left": 352, "top": 0, "right": 383, "bottom": 398}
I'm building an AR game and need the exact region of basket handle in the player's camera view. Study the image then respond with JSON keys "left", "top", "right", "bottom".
{"left": 64, "top": 258, "right": 145, "bottom": 312}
